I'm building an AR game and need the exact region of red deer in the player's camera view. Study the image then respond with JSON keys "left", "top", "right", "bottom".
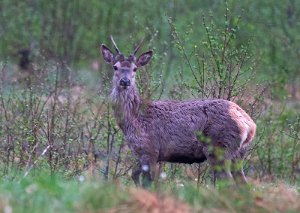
{"left": 100, "top": 36, "right": 256, "bottom": 187}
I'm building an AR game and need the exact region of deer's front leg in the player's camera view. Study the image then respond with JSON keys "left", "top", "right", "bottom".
{"left": 131, "top": 138, "right": 159, "bottom": 187}
{"left": 140, "top": 156, "right": 152, "bottom": 188}
{"left": 131, "top": 156, "right": 156, "bottom": 188}
{"left": 139, "top": 155, "right": 157, "bottom": 188}
{"left": 131, "top": 162, "right": 142, "bottom": 186}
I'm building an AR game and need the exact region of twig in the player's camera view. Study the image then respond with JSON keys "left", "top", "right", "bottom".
{"left": 23, "top": 145, "right": 51, "bottom": 179}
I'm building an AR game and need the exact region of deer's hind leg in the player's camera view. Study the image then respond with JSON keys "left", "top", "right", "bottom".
{"left": 203, "top": 145, "right": 234, "bottom": 186}
{"left": 231, "top": 148, "right": 248, "bottom": 184}
{"left": 231, "top": 164, "right": 247, "bottom": 184}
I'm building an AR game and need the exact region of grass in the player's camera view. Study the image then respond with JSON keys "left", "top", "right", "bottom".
{"left": 0, "top": 172, "right": 299, "bottom": 213}
{"left": 0, "top": 173, "right": 127, "bottom": 213}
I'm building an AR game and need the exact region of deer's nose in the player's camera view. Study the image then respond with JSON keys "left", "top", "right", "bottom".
{"left": 120, "top": 78, "right": 131, "bottom": 87}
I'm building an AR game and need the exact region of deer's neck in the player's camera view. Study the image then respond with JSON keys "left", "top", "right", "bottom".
{"left": 111, "top": 85, "right": 141, "bottom": 131}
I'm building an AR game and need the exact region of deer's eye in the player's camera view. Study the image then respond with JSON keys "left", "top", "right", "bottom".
{"left": 113, "top": 65, "right": 118, "bottom": 70}
{"left": 133, "top": 67, "right": 137, "bottom": 72}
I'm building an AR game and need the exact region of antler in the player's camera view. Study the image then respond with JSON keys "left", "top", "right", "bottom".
{"left": 110, "top": 35, "right": 120, "bottom": 54}
{"left": 133, "top": 38, "right": 144, "bottom": 55}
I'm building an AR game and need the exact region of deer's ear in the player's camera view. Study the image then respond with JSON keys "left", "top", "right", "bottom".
{"left": 136, "top": 51, "right": 153, "bottom": 67}
{"left": 100, "top": 44, "right": 114, "bottom": 64}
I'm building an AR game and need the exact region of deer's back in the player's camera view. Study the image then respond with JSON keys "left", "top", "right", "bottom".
{"left": 138, "top": 99, "right": 256, "bottom": 161}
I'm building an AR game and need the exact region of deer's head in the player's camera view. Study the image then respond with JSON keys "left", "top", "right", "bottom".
{"left": 100, "top": 36, "right": 153, "bottom": 90}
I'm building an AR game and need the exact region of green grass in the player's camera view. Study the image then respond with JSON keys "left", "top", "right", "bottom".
{"left": 0, "top": 173, "right": 127, "bottom": 213}
{"left": 0, "top": 172, "right": 299, "bottom": 213}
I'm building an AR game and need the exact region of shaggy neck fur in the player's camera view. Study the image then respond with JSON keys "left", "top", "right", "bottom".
{"left": 111, "top": 84, "right": 141, "bottom": 131}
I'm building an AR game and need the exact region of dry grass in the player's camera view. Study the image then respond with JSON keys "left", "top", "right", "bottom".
{"left": 109, "top": 188, "right": 191, "bottom": 213}
{"left": 253, "top": 182, "right": 300, "bottom": 212}
{"left": 108, "top": 182, "right": 300, "bottom": 213}
{"left": 107, "top": 181, "right": 300, "bottom": 213}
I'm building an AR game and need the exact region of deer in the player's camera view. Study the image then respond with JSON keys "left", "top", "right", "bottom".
{"left": 100, "top": 36, "right": 256, "bottom": 187}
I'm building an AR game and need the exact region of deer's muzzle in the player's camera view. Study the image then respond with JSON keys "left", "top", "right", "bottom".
{"left": 120, "top": 77, "right": 131, "bottom": 87}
